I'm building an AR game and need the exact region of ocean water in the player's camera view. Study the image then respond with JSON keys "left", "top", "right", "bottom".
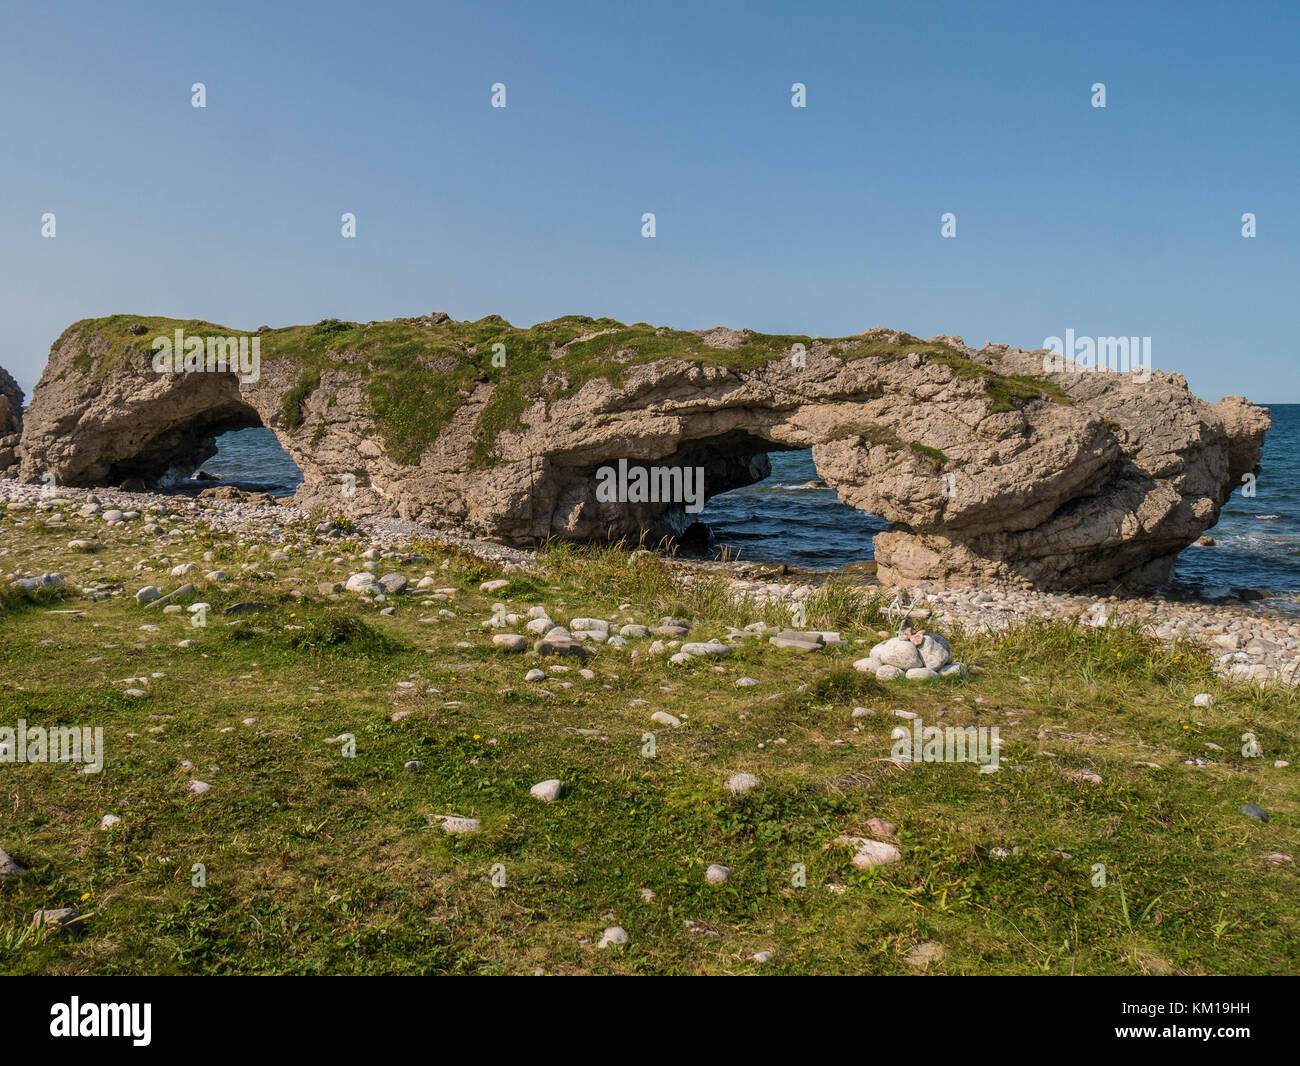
{"left": 201, "top": 406, "right": 1300, "bottom": 603}
{"left": 1168, "top": 403, "right": 1300, "bottom": 606}
{"left": 698, "top": 454, "right": 883, "bottom": 567}
{"left": 196, "top": 427, "right": 303, "bottom": 496}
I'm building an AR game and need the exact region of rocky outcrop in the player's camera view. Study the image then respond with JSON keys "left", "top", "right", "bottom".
{"left": 15, "top": 314, "right": 1269, "bottom": 590}
{"left": 0, "top": 365, "right": 22, "bottom": 476}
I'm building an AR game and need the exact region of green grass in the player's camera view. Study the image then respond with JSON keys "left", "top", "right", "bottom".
{"left": 1, "top": 502, "right": 1296, "bottom": 974}
{"left": 826, "top": 422, "right": 903, "bottom": 448}
{"left": 0, "top": 580, "right": 71, "bottom": 615}
{"left": 50, "top": 315, "right": 1072, "bottom": 470}
{"left": 909, "top": 442, "right": 950, "bottom": 468}
{"left": 279, "top": 368, "right": 320, "bottom": 429}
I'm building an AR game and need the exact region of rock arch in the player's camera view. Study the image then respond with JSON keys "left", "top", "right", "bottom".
{"left": 14, "top": 315, "right": 1270, "bottom": 590}
{"left": 19, "top": 362, "right": 263, "bottom": 488}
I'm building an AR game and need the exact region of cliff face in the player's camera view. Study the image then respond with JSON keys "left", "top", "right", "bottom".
{"left": 14, "top": 314, "right": 1270, "bottom": 590}
{"left": 0, "top": 364, "right": 22, "bottom": 475}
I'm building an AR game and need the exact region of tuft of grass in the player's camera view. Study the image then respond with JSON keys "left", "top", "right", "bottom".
{"left": 0, "top": 581, "right": 71, "bottom": 614}
{"left": 801, "top": 580, "right": 892, "bottom": 631}
{"left": 283, "top": 610, "right": 404, "bottom": 655}
{"left": 978, "top": 616, "right": 1216, "bottom": 688}
{"left": 826, "top": 422, "right": 903, "bottom": 448}
{"left": 279, "top": 369, "right": 321, "bottom": 429}
{"left": 922, "top": 350, "right": 1072, "bottom": 413}
{"left": 909, "top": 442, "right": 950, "bottom": 469}
{"left": 327, "top": 513, "right": 358, "bottom": 535}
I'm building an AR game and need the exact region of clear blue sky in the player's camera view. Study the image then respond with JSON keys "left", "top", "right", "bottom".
{"left": 2, "top": 0, "right": 1296, "bottom": 402}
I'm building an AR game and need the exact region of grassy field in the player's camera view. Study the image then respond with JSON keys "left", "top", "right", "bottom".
{"left": 0, "top": 501, "right": 1296, "bottom": 975}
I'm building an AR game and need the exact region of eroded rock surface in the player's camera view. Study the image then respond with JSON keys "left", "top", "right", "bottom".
{"left": 14, "top": 315, "right": 1269, "bottom": 590}
{"left": 0, "top": 364, "right": 23, "bottom": 476}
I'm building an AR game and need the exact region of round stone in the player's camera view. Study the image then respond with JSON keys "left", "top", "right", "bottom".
{"left": 530, "top": 779, "right": 563, "bottom": 803}
{"left": 725, "top": 772, "right": 760, "bottom": 795}
{"left": 597, "top": 926, "right": 628, "bottom": 948}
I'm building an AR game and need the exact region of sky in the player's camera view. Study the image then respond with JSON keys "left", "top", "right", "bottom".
{"left": 1, "top": 0, "right": 1296, "bottom": 402}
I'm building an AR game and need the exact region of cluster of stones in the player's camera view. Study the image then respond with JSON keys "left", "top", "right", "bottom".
{"left": 851, "top": 632, "right": 962, "bottom": 682}
{"left": 1, "top": 480, "right": 534, "bottom": 567}
{"left": 486, "top": 604, "right": 850, "bottom": 672}
{"left": 723, "top": 571, "right": 1299, "bottom": 687}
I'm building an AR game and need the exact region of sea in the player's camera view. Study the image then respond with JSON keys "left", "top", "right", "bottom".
{"left": 198, "top": 404, "right": 1300, "bottom": 608}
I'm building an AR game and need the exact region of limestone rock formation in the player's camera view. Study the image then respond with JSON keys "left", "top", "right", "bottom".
{"left": 15, "top": 314, "right": 1269, "bottom": 590}
{"left": 0, "top": 364, "right": 22, "bottom": 475}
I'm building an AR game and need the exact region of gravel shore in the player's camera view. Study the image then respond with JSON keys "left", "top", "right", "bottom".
{"left": 4, "top": 478, "right": 1296, "bottom": 687}
{"left": 0, "top": 479, "right": 533, "bottom": 566}
{"left": 725, "top": 573, "right": 1300, "bottom": 687}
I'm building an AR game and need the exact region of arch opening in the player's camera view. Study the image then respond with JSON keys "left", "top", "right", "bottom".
{"left": 192, "top": 426, "right": 304, "bottom": 497}
{"left": 100, "top": 400, "right": 303, "bottom": 498}
{"left": 101, "top": 401, "right": 262, "bottom": 488}
{"left": 690, "top": 448, "right": 888, "bottom": 570}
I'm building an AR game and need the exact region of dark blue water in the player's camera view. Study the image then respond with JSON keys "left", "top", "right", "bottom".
{"left": 699, "top": 453, "right": 884, "bottom": 566}
{"left": 195, "top": 427, "right": 303, "bottom": 495}
{"left": 201, "top": 407, "right": 1300, "bottom": 603}
{"left": 1169, "top": 403, "right": 1300, "bottom": 607}
{"left": 706, "top": 408, "right": 1300, "bottom": 599}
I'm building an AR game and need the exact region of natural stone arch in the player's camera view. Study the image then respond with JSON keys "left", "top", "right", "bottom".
{"left": 18, "top": 360, "right": 264, "bottom": 489}
{"left": 15, "top": 314, "right": 1269, "bottom": 591}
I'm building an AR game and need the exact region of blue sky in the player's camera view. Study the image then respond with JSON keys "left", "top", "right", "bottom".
{"left": 1, "top": 0, "right": 1296, "bottom": 401}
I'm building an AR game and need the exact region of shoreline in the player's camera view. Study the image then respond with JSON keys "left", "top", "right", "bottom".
{"left": 3, "top": 477, "right": 1297, "bottom": 687}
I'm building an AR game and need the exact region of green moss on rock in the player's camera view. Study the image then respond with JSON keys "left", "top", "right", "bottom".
{"left": 53, "top": 314, "right": 1070, "bottom": 469}
{"left": 909, "top": 441, "right": 950, "bottom": 467}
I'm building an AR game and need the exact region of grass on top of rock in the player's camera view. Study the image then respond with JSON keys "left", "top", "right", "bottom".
{"left": 909, "top": 442, "right": 950, "bottom": 469}
{"left": 826, "top": 422, "right": 904, "bottom": 448}
{"left": 1, "top": 499, "right": 1297, "bottom": 975}
{"left": 55, "top": 315, "right": 1071, "bottom": 468}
